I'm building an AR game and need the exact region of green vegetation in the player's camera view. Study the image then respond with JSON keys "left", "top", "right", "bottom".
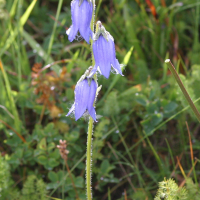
{"left": 0, "top": 0, "right": 200, "bottom": 199}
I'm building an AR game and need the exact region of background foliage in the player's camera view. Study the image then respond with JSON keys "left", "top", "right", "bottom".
{"left": 1, "top": 0, "right": 200, "bottom": 199}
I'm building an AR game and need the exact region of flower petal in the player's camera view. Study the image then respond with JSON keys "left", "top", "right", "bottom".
{"left": 107, "top": 35, "right": 116, "bottom": 63}
{"left": 67, "top": 0, "right": 80, "bottom": 42}
{"left": 112, "top": 59, "right": 123, "bottom": 76}
{"left": 67, "top": 25, "right": 79, "bottom": 42}
{"left": 107, "top": 35, "right": 123, "bottom": 76}
{"left": 88, "top": 107, "right": 96, "bottom": 121}
{"left": 93, "top": 35, "right": 112, "bottom": 78}
{"left": 87, "top": 80, "right": 97, "bottom": 121}
{"left": 79, "top": 0, "right": 93, "bottom": 43}
{"left": 75, "top": 79, "right": 90, "bottom": 120}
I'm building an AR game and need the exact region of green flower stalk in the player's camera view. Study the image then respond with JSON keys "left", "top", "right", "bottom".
{"left": 87, "top": 1, "right": 96, "bottom": 199}
{"left": 86, "top": 117, "right": 94, "bottom": 200}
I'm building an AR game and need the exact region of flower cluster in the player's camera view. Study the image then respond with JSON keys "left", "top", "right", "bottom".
{"left": 66, "top": 0, "right": 123, "bottom": 121}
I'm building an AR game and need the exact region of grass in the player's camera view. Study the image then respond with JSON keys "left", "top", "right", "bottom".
{"left": 0, "top": 0, "right": 200, "bottom": 199}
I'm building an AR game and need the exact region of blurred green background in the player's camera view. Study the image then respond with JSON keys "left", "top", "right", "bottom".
{"left": 1, "top": 0, "right": 200, "bottom": 199}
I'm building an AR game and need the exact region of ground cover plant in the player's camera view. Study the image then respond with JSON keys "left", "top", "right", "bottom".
{"left": 1, "top": 0, "right": 200, "bottom": 199}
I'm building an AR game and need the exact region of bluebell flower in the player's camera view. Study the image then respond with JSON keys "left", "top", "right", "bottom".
{"left": 66, "top": 0, "right": 93, "bottom": 44}
{"left": 66, "top": 76, "right": 97, "bottom": 121}
{"left": 90, "top": 21, "right": 123, "bottom": 79}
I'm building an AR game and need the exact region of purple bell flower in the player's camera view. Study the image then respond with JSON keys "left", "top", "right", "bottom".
{"left": 66, "top": 0, "right": 93, "bottom": 44}
{"left": 66, "top": 78, "right": 97, "bottom": 121}
{"left": 90, "top": 21, "right": 123, "bottom": 79}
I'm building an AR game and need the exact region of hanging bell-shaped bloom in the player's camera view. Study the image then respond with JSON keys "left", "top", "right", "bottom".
{"left": 66, "top": 76, "right": 97, "bottom": 121}
{"left": 66, "top": 0, "right": 93, "bottom": 44}
{"left": 90, "top": 21, "right": 123, "bottom": 79}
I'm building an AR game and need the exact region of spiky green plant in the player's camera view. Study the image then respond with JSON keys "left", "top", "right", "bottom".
{"left": 0, "top": 155, "right": 10, "bottom": 196}
{"left": 20, "top": 175, "right": 48, "bottom": 200}
{"left": 154, "top": 178, "right": 187, "bottom": 200}
{"left": 185, "top": 178, "right": 200, "bottom": 200}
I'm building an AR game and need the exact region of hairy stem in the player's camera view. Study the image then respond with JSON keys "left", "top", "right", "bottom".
{"left": 86, "top": 117, "right": 94, "bottom": 200}
{"left": 86, "top": 1, "right": 96, "bottom": 199}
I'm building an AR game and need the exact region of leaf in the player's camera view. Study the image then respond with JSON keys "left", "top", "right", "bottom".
{"left": 37, "top": 155, "right": 48, "bottom": 165}
{"left": 75, "top": 176, "right": 84, "bottom": 188}
{"left": 37, "top": 138, "right": 47, "bottom": 150}
{"left": 122, "top": 46, "right": 134, "bottom": 68}
{"left": 67, "top": 131, "right": 79, "bottom": 142}
{"left": 44, "top": 123, "right": 55, "bottom": 137}
{"left": 47, "top": 142, "right": 55, "bottom": 151}
{"left": 49, "top": 149, "right": 60, "bottom": 159}
{"left": 163, "top": 102, "right": 178, "bottom": 113}
{"left": 135, "top": 94, "right": 148, "bottom": 106}
{"left": 141, "top": 113, "right": 163, "bottom": 135}
{"left": 24, "top": 150, "right": 32, "bottom": 159}
{"left": 100, "top": 160, "right": 115, "bottom": 175}
{"left": 100, "top": 160, "right": 109, "bottom": 174}
{"left": 48, "top": 171, "right": 58, "bottom": 183}
{"left": 48, "top": 158, "right": 59, "bottom": 168}
{"left": 57, "top": 170, "right": 64, "bottom": 180}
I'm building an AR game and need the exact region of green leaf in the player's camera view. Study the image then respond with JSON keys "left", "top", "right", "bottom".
{"left": 75, "top": 176, "right": 84, "bottom": 188}
{"left": 48, "top": 158, "right": 59, "bottom": 168}
{"left": 37, "top": 138, "right": 47, "bottom": 150}
{"left": 68, "top": 131, "right": 79, "bottom": 142}
{"left": 123, "top": 46, "right": 134, "bottom": 67}
{"left": 57, "top": 170, "right": 64, "bottom": 180}
{"left": 100, "top": 160, "right": 115, "bottom": 175}
{"left": 163, "top": 102, "right": 178, "bottom": 113}
{"left": 100, "top": 160, "right": 109, "bottom": 174}
{"left": 44, "top": 123, "right": 55, "bottom": 136}
{"left": 49, "top": 149, "right": 60, "bottom": 159}
{"left": 47, "top": 142, "right": 55, "bottom": 151}
{"left": 146, "top": 102, "right": 159, "bottom": 114}
{"left": 135, "top": 94, "right": 148, "bottom": 106}
{"left": 46, "top": 182, "right": 60, "bottom": 190}
{"left": 48, "top": 171, "right": 58, "bottom": 183}
{"left": 37, "top": 155, "right": 48, "bottom": 165}
{"left": 34, "top": 149, "right": 44, "bottom": 157}
{"left": 15, "top": 148, "right": 23, "bottom": 158}
{"left": 141, "top": 113, "right": 163, "bottom": 135}
{"left": 24, "top": 149, "right": 32, "bottom": 159}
